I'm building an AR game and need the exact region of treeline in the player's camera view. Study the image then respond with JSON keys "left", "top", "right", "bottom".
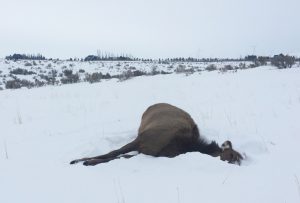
{"left": 5, "top": 53, "right": 46, "bottom": 60}
{"left": 4, "top": 53, "right": 299, "bottom": 68}
{"left": 84, "top": 55, "right": 138, "bottom": 61}
{"left": 158, "top": 57, "right": 243, "bottom": 63}
{"left": 83, "top": 54, "right": 299, "bottom": 66}
{"left": 83, "top": 54, "right": 244, "bottom": 62}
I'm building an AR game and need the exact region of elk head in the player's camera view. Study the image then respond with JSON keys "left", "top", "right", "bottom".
{"left": 220, "top": 140, "right": 243, "bottom": 165}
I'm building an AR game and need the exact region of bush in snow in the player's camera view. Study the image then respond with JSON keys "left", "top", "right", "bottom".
{"left": 63, "top": 69, "right": 73, "bottom": 77}
{"left": 60, "top": 74, "right": 80, "bottom": 84}
{"left": 256, "top": 56, "right": 268, "bottom": 66}
{"left": 24, "top": 62, "right": 32, "bottom": 66}
{"left": 150, "top": 66, "right": 160, "bottom": 75}
{"left": 205, "top": 64, "right": 217, "bottom": 71}
{"left": 39, "top": 70, "right": 57, "bottom": 85}
{"left": 133, "top": 70, "right": 147, "bottom": 77}
{"left": 5, "top": 78, "right": 35, "bottom": 89}
{"left": 248, "top": 63, "right": 258, "bottom": 68}
{"left": 102, "top": 73, "right": 112, "bottom": 79}
{"left": 34, "top": 79, "right": 45, "bottom": 87}
{"left": 225, "top": 65, "right": 234, "bottom": 70}
{"left": 271, "top": 54, "right": 295, "bottom": 69}
{"left": 175, "top": 64, "right": 186, "bottom": 73}
{"left": 238, "top": 63, "right": 247, "bottom": 69}
{"left": 10, "top": 68, "right": 36, "bottom": 75}
{"left": 84, "top": 72, "right": 102, "bottom": 83}
{"left": 118, "top": 70, "right": 134, "bottom": 81}
{"left": 60, "top": 70, "right": 80, "bottom": 84}
{"left": 129, "top": 66, "right": 136, "bottom": 70}
{"left": 167, "top": 65, "right": 174, "bottom": 70}
{"left": 160, "top": 70, "right": 172, "bottom": 75}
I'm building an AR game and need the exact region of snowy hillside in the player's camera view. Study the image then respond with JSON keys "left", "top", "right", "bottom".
{"left": 0, "top": 58, "right": 254, "bottom": 90}
{"left": 1, "top": 66, "right": 300, "bottom": 203}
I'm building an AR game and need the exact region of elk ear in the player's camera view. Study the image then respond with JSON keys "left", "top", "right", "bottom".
{"left": 221, "top": 140, "right": 232, "bottom": 150}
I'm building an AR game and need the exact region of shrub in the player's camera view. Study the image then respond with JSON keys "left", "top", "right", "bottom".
{"left": 79, "top": 69, "right": 85, "bottom": 73}
{"left": 167, "top": 65, "right": 174, "bottom": 69}
{"left": 150, "top": 66, "right": 160, "bottom": 75}
{"left": 24, "top": 62, "right": 32, "bottom": 66}
{"left": 175, "top": 64, "right": 186, "bottom": 73}
{"left": 205, "top": 64, "right": 217, "bottom": 71}
{"left": 271, "top": 54, "right": 295, "bottom": 69}
{"left": 133, "top": 70, "right": 146, "bottom": 77}
{"left": 248, "top": 63, "right": 258, "bottom": 68}
{"left": 256, "top": 56, "right": 268, "bottom": 66}
{"left": 10, "top": 68, "right": 36, "bottom": 75}
{"left": 160, "top": 70, "right": 171, "bottom": 75}
{"left": 224, "top": 65, "right": 234, "bottom": 70}
{"left": 5, "top": 78, "right": 35, "bottom": 89}
{"left": 61, "top": 74, "right": 80, "bottom": 84}
{"left": 39, "top": 70, "right": 57, "bottom": 85}
{"left": 119, "top": 70, "right": 134, "bottom": 81}
{"left": 102, "top": 73, "right": 111, "bottom": 79}
{"left": 49, "top": 69, "right": 58, "bottom": 77}
{"left": 34, "top": 79, "right": 45, "bottom": 87}
{"left": 219, "top": 65, "right": 237, "bottom": 73}
{"left": 175, "top": 65, "right": 195, "bottom": 75}
{"left": 84, "top": 72, "right": 102, "bottom": 83}
{"left": 61, "top": 70, "right": 80, "bottom": 84}
{"left": 238, "top": 63, "right": 247, "bottom": 69}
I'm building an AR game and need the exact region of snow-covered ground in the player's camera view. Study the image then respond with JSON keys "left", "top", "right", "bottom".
{"left": 1, "top": 66, "right": 300, "bottom": 203}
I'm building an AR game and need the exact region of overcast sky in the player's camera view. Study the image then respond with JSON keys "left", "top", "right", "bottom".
{"left": 0, "top": 0, "right": 299, "bottom": 59}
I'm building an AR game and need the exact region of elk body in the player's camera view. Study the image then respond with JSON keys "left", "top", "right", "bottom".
{"left": 70, "top": 103, "right": 243, "bottom": 166}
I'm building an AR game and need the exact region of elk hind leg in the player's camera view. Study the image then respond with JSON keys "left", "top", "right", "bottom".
{"left": 83, "top": 154, "right": 136, "bottom": 166}
{"left": 70, "top": 140, "right": 138, "bottom": 164}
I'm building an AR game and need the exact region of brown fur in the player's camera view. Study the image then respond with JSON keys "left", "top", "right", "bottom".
{"left": 220, "top": 141, "right": 243, "bottom": 165}
{"left": 70, "top": 103, "right": 242, "bottom": 166}
{"left": 220, "top": 149, "right": 243, "bottom": 165}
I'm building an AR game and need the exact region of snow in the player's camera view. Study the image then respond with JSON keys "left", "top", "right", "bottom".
{"left": 1, "top": 66, "right": 300, "bottom": 203}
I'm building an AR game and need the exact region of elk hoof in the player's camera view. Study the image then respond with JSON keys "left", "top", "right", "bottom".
{"left": 70, "top": 160, "right": 79, "bottom": 164}
{"left": 83, "top": 160, "right": 92, "bottom": 166}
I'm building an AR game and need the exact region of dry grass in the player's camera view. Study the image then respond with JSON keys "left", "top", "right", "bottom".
{"left": 295, "top": 175, "right": 300, "bottom": 199}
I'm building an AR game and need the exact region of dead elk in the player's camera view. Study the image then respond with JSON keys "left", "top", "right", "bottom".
{"left": 70, "top": 103, "right": 243, "bottom": 166}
